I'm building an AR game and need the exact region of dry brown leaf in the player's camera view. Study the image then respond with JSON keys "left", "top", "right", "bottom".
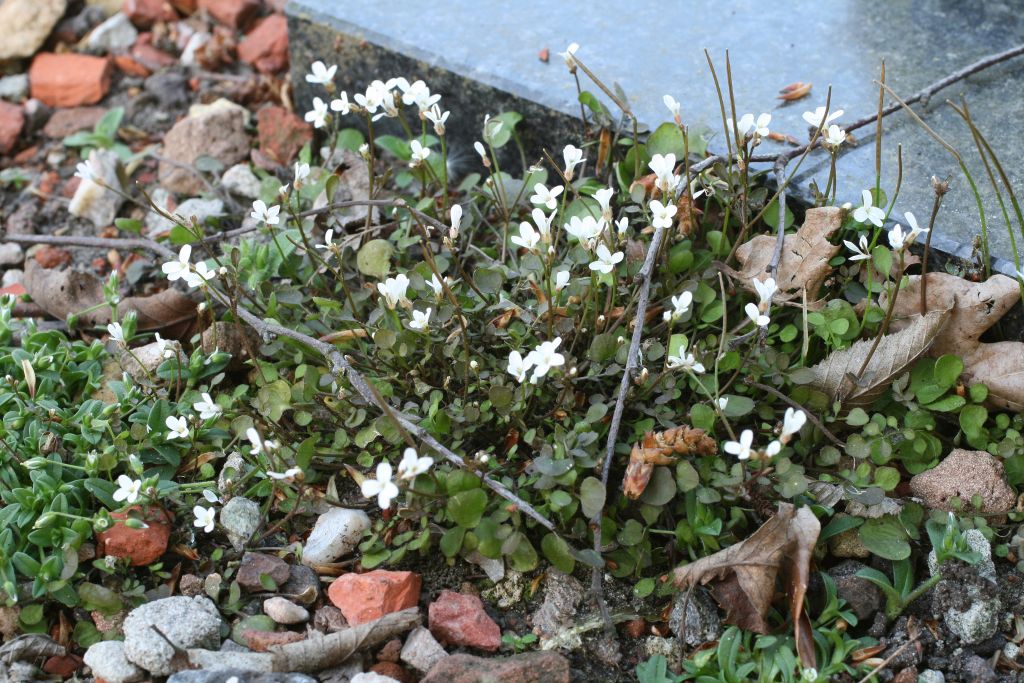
{"left": 731, "top": 206, "right": 843, "bottom": 305}
{"left": 807, "top": 307, "right": 952, "bottom": 406}
{"left": 883, "top": 273, "right": 1023, "bottom": 410}
{"left": 778, "top": 81, "right": 813, "bottom": 101}
{"left": 673, "top": 503, "right": 820, "bottom": 669}
{"left": 24, "top": 261, "right": 199, "bottom": 339}
{"left": 623, "top": 425, "right": 715, "bottom": 499}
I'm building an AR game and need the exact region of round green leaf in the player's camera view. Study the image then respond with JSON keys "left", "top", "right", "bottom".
{"left": 858, "top": 516, "right": 911, "bottom": 560}
{"left": 447, "top": 488, "right": 487, "bottom": 528}
{"left": 356, "top": 239, "right": 394, "bottom": 279}
{"left": 579, "top": 477, "right": 606, "bottom": 519}
{"left": 541, "top": 533, "right": 576, "bottom": 574}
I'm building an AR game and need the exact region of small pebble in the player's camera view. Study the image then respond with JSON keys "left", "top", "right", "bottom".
{"left": 263, "top": 596, "right": 309, "bottom": 625}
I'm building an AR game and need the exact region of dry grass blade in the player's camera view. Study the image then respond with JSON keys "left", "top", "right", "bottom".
{"left": 808, "top": 307, "right": 952, "bottom": 406}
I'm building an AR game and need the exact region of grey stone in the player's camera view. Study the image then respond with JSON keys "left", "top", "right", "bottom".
{"left": 400, "top": 626, "right": 448, "bottom": 673}
{"left": 144, "top": 69, "right": 191, "bottom": 110}
{"left": 220, "top": 497, "right": 262, "bottom": 551}
{"left": 159, "top": 100, "right": 251, "bottom": 195}
{"left": 1, "top": 270, "right": 23, "bottom": 288}
{"left": 218, "top": 451, "right": 249, "bottom": 495}
{"left": 669, "top": 587, "right": 722, "bottom": 647}
{"left": 123, "top": 595, "right": 224, "bottom": 675}
{"left": 300, "top": 507, "right": 370, "bottom": 565}
{"left": 263, "top": 596, "right": 309, "bottom": 625}
{"left": 237, "top": 552, "right": 291, "bottom": 592}
{"left": 144, "top": 187, "right": 175, "bottom": 234}
{"left": 943, "top": 588, "right": 1001, "bottom": 644}
{"left": 148, "top": 197, "right": 225, "bottom": 235}
{"left": 204, "top": 572, "right": 223, "bottom": 601}
{"left": 169, "top": 672, "right": 317, "bottom": 683}
{"left": 465, "top": 551, "right": 504, "bottom": 583}
{"left": 117, "top": 338, "right": 184, "bottom": 381}
{"left": 0, "top": 0, "right": 67, "bottom": 60}
{"left": 313, "top": 605, "right": 347, "bottom": 633}
{"left": 0, "top": 75, "right": 28, "bottom": 103}
{"left": 918, "top": 671, "right": 945, "bottom": 683}
{"left": 86, "top": 12, "right": 138, "bottom": 53}
{"left": 531, "top": 568, "right": 585, "bottom": 639}
{"left": 828, "top": 560, "right": 882, "bottom": 621}
{"left": 222, "top": 164, "right": 263, "bottom": 199}
{"left": 180, "top": 652, "right": 276, "bottom": 674}
{"left": 280, "top": 564, "right": 322, "bottom": 604}
{"left": 928, "top": 528, "right": 996, "bottom": 581}
{"left": 0, "top": 244, "right": 23, "bottom": 267}
{"left": 84, "top": 641, "right": 145, "bottom": 683}
{"left": 288, "top": 0, "right": 1024, "bottom": 273}
{"left": 69, "top": 149, "right": 124, "bottom": 227}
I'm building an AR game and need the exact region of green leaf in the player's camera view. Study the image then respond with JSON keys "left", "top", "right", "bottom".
{"left": 924, "top": 394, "right": 966, "bottom": 412}
{"left": 258, "top": 573, "right": 278, "bottom": 591}
{"left": 959, "top": 404, "right": 988, "bottom": 436}
{"left": 689, "top": 404, "right": 715, "bottom": 432}
{"left": 819, "top": 514, "right": 863, "bottom": 542}
{"left": 94, "top": 107, "right": 124, "bottom": 141}
{"left": 336, "top": 128, "right": 365, "bottom": 152}
{"left": 763, "top": 196, "right": 794, "bottom": 230}
{"left": 356, "top": 239, "right": 394, "bottom": 279}
{"left": 440, "top": 526, "right": 465, "bottom": 558}
{"left": 675, "top": 460, "right": 699, "bottom": 492}
{"left": 375, "top": 135, "right": 411, "bottom": 160}
{"left": 255, "top": 379, "right": 291, "bottom": 422}
{"left": 846, "top": 408, "right": 870, "bottom": 426}
{"left": 932, "top": 354, "right": 963, "bottom": 389}
{"left": 484, "top": 111, "right": 522, "bottom": 148}
{"left": 506, "top": 532, "right": 538, "bottom": 572}
{"left": 114, "top": 218, "right": 142, "bottom": 234}
{"left": 720, "top": 395, "right": 754, "bottom": 417}
{"left": 858, "top": 516, "right": 911, "bottom": 560}
{"left": 447, "top": 488, "right": 487, "bottom": 528}
{"left": 541, "top": 533, "right": 576, "bottom": 574}
{"left": 968, "top": 383, "right": 989, "bottom": 403}
{"left": 646, "top": 122, "right": 686, "bottom": 158}
{"left": 588, "top": 333, "right": 618, "bottom": 362}
{"left": 579, "top": 477, "right": 605, "bottom": 519}
{"left": 874, "top": 466, "right": 901, "bottom": 491}
{"left": 639, "top": 467, "right": 677, "bottom": 506}
{"left": 871, "top": 245, "right": 892, "bottom": 279}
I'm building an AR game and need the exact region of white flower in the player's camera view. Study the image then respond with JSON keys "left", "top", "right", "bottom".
{"left": 424, "top": 104, "right": 449, "bottom": 135}
{"left": 409, "top": 140, "right": 431, "bottom": 167}
{"left": 305, "top": 61, "right": 337, "bottom": 85}
{"left": 531, "top": 208, "right": 554, "bottom": 241}
{"left": 165, "top": 415, "right": 190, "bottom": 440}
{"left": 329, "top": 92, "right": 352, "bottom": 115}
{"left": 553, "top": 270, "right": 571, "bottom": 292}
{"left": 427, "top": 274, "right": 445, "bottom": 299}
{"left": 853, "top": 190, "right": 885, "bottom": 227}
{"left": 267, "top": 467, "right": 302, "bottom": 481}
{"left": 782, "top": 407, "right": 807, "bottom": 440}
{"left": 193, "top": 505, "right": 216, "bottom": 533}
{"left": 193, "top": 392, "right": 221, "bottom": 420}
{"left": 717, "top": 397, "right": 729, "bottom": 411}
{"left": 562, "top": 145, "right": 585, "bottom": 181}
{"left": 107, "top": 322, "right": 125, "bottom": 343}
{"left": 162, "top": 244, "right": 192, "bottom": 282}
{"left": 727, "top": 113, "right": 755, "bottom": 138}
{"left": 74, "top": 160, "right": 97, "bottom": 182}
{"left": 113, "top": 475, "right": 142, "bottom": 504}
{"left": 663, "top": 291, "right": 693, "bottom": 322}
{"left": 802, "top": 106, "right": 844, "bottom": 129}
{"left": 377, "top": 274, "right": 411, "bottom": 309}
{"left": 251, "top": 200, "right": 281, "bottom": 226}
{"left": 184, "top": 261, "right": 216, "bottom": 288}
{"left": 589, "top": 244, "right": 623, "bottom": 274}
{"left": 526, "top": 338, "right": 565, "bottom": 383}
{"left": 824, "top": 124, "right": 846, "bottom": 148}
{"left": 904, "top": 211, "right": 928, "bottom": 242}
{"left": 888, "top": 223, "right": 907, "bottom": 251}
{"left": 409, "top": 307, "right": 432, "bottom": 331}
{"left": 752, "top": 113, "right": 771, "bottom": 137}
{"left": 507, "top": 349, "right": 532, "bottom": 383}
{"left": 361, "top": 462, "right": 400, "bottom": 509}
{"left": 246, "top": 427, "right": 277, "bottom": 455}
{"left": 564, "top": 215, "right": 603, "bottom": 247}
{"left": 594, "top": 187, "right": 614, "bottom": 220}
{"left": 473, "top": 141, "right": 488, "bottom": 162}
{"left": 752, "top": 277, "right": 777, "bottom": 308}
{"left": 530, "top": 183, "right": 563, "bottom": 210}
{"left": 202, "top": 489, "right": 220, "bottom": 503}
{"left": 649, "top": 199, "right": 677, "bottom": 230}
{"left": 483, "top": 114, "right": 504, "bottom": 143}
{"left": 510, "top": 221, "right": 541, "bottom": 251}
{"left": 293, "top": 162, "right": 311, "bottom": 186}
{"left": 724, "top": 429, "right": 755, "bottom": 460}
{"left": 765, "top": 440, "right": 782, "bottom": 457}
{"left": 843, "top": 234, "right": 871, "bottom": 262}
{"left": 667, "top": 351, "right": 705, "bottom": 373}
{"left": 397, "top": 447, "right": 433, "bottom": 480}
{"left": 559, "top": 42, "right": 579, "bottom": 71}
{"left": 449, "top": 204, "right": 463, "bottom": 240}
{"left": 648, "top": 154, "right": 680, "bottom": 194}
{"left": 154, "top": 332, "right": 175, "bottom": 359}
{"left": 615, "top": 216, "right": 629, "bottom": 238}
{"left": 745, "top": 302, "right": 770, "bottom": 328}
{"left": 663, "top": 94, "right": 681, "bottom": 120}
{"left": 354, "top": 79, "right": 391, "bottom": 114}
{"left": 400, "top": 79, "right": 440, "bottom": 110}
{"left": 316, "top": 228, "right": 336, "bottom": 252}
{"left": 304, "top": 97, "right": 329, "bottom": 128}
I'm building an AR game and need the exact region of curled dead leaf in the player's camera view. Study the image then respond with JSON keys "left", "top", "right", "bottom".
{"left": 673, "top": 503, "right": 820, "bottom": 669}
{"left": 728, "top": 206, "right": 843, "bottom": 306}
{"left": 624, "top": 425, "right": 715, "bottom": 499}
{"left": 778, "top": 81, "right": 813, "bottom": 101}
{"left": 883, "top": 273, "right": 1023, "bottom": 411}
{"left": 807, "top": 307, "right": 952, "bottom": 407}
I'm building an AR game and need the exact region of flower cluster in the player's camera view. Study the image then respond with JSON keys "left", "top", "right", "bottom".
{"left": 361, "top": 447, "right": 435, "bottom": 509}
{"left": 507, "top": 338, "right": 566, "bottom": 384}
{"left": 724, "top": 407, "right": 806, "bottom": 461}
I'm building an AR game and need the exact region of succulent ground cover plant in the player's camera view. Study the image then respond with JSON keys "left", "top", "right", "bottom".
{"left": 2, "top": 7, "right": 1024, "bottom": 681}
